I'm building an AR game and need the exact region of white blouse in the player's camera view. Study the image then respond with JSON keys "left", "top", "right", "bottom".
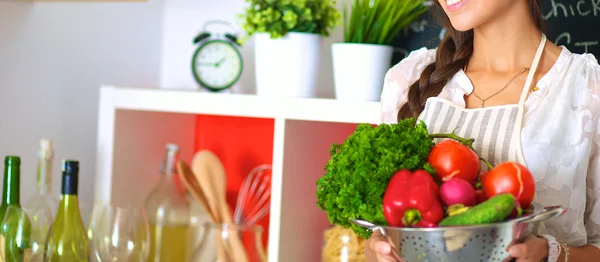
{"left": 380, "top": 46, "right": 600, "bottom": 248}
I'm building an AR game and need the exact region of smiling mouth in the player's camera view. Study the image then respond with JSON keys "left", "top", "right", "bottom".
{"left": 446, "top": 0, "right": 466, "bottom": 11}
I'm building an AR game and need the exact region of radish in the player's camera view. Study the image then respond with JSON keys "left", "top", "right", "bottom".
{"left": 440, "top": 178, "right": 477, "bottom": 207}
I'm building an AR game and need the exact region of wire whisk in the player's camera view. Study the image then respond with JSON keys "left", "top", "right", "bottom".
{"left": 233, "top": 164, "right": 272, "bottom": 226}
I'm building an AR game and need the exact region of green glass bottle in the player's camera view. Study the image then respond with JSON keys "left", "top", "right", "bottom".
{"left": 0, "top": 156, "right": 30, "bottom": 262}
{"left": 0, "top": 156, "right": 21, "bottom": 220}
{"left": 44, "top": 160, "right": 90, "bottom": 261}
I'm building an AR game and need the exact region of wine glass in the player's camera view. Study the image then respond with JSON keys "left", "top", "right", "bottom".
{"left": 89, "top": 205, "right": 150, "bottom": 261}
{"left": 1, "top": 205, "right": 52, "bottom": 262}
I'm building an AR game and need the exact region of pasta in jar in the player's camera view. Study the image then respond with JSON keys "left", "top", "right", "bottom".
{"left": 322, "top": 225, "right": 366, "bottom": 262}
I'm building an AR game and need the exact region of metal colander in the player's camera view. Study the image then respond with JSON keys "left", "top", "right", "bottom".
{"left": 351, "top": 205, "right": 565, "bottom": 262}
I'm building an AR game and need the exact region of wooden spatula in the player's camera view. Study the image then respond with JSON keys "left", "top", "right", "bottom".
{"left": 177, "top": 160, "right": 218, "bottom": 222}
{"left": 177, "top": 159, "right": 228, "bottom": 260}
{"left": 197, "top": 151, "right": 234, "bottom": 223}
{"left": 192, "top": 150, "right": 249, "bottom": 262}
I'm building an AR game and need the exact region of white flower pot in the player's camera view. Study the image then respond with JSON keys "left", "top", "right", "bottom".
{"left": 254, "top": 32, "right": 322, "bottom": 98}
{"left": 332, "top": 43, "right": 394, "bottom": 101}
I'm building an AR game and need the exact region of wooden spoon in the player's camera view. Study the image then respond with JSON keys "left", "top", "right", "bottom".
{"left": 197, "top": 151, "right": 234, "bottom": 223}
{"left": 178, "top": 159, "right": 228, "bottom": 261}
{"left": 192, "top": 150, "right": 249, "bottom": 262}
{"left": 177, "top": 160, "right": 218, "bottom": 222}
{"left": 189, "top": 153, "right": 229, "bottom": 260}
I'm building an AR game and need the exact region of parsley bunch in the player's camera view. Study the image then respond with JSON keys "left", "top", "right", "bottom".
{"left": 316, "top": 118, "right": 435, "bottom": 239}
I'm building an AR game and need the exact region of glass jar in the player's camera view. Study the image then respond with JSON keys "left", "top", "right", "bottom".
{"left": 187, "top": 194, "right": 213, "bottom": 261}
{"left": 322, "top": 225, "right": 367, "bottom": 262}
{"left": 189, "top": 223, "right": 267, "bottom": 262}
{"left": 144, "top": 144, "right": 191, "bottom": 262}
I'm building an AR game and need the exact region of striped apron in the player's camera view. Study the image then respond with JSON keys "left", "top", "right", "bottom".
{"left": 417, "top": 35, "right": 547, "bottom": 166}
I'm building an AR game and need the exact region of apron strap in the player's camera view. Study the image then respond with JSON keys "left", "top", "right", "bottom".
{"left": 514, "top": 34, "right": 547, "bottom": 165}
{"left": 518, "top": 34, "right": 547, "bottom": 106}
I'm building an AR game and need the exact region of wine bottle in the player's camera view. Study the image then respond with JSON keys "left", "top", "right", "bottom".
{"left": 0, "top": 156, "right": 28, "bottom": 261}
{"left": 145, "top": 144, "right": 190, "bottom": 262}
{"left": 44, "top": 160, "right": 90, "bottom": 262}
{"left": 24, "top": 139, "right": 58, "bottom": 218}
{"left": 0, "top": 156, "right": 21, "bottom": 221}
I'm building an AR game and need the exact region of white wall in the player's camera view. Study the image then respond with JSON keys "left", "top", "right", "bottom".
{"left": 0, "top": 0, "right": 344, "bottom": 209}
{"left": 0, "top": 0, "right": 165, "bottom": 207}
{"left": 159, "top": 0, "right": 344, "bottom": 98}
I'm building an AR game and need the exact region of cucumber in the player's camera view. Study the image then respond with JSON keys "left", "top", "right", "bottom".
{"left": 439, "top": 193, "right": 516, "bottom": 226}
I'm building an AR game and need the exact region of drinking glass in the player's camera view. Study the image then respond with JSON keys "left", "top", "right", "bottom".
{"left": 89, "top": 205, "right": 150, "bottom": 262}
{"left": 189, "top": 223, "right": 267, "bottom": 262}
{"left": 1, "top": 205, "right": 52, "bottom": 262}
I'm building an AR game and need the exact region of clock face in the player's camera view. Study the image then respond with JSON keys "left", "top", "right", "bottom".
{"left": 192, "top": 40, "right": 243, "bottom": 91}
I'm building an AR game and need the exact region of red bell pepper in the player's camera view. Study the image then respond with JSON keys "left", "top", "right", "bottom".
{"left": 383, "top": 169, "right": 444, "bottom": 227}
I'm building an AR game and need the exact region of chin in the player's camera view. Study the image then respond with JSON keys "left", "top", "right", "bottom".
{"left": 448, "top": 17, "right": 478, "bottom": 32}
{"left": 439, "top": 0, "right": 488, "bottom": 32}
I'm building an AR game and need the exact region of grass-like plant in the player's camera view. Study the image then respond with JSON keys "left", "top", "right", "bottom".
{"left": 343, "top": 0, "right": 430, "bottom": 45}
{"left": 239, "top": 0, "right": 341, "bottom": 42}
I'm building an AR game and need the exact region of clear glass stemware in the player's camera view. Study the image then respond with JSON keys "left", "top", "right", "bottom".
{"left": 189, "top": 223, "right": 267, "bottom": 262}
{"left": 1, "top": 205, "right": 52, "bottom": 262}
{"left": 88, "top": 205, "right": 150, "bottom": 262}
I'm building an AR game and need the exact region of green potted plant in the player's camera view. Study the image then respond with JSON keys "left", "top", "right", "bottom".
{"left": 239, "top": 0, "right": 341, "bottom": 98}
{"left": 332, "top": 0, "right": 429, "bottom": 101}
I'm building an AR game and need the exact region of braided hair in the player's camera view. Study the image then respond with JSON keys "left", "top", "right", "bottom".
{"left": 396, "top": 0, "right": 545, "bottom": 121}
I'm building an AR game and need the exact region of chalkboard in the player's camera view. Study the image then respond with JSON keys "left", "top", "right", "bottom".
{"left": 391, "top": 0, "right": 600, "bottom": 65}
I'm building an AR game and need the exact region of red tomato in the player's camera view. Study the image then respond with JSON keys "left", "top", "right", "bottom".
{"left": 475, "top": 188, "right": 488, "bottom": 204}
{"left": 482, "top": 162, "right": 536, "bottom": 209}
{"left": 428, "top": 140, "right": 480, "bottom": 184}
{"left": 479, "top": 171, "right": 488, "bottom": 181}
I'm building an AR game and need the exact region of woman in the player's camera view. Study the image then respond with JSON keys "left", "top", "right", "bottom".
{"left": 367, "top": 0, "right": 600, "bottom": 261}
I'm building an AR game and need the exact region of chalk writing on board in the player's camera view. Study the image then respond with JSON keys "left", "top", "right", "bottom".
{"left": 404, "top": 20, "right": 429, "bottom": 35}
{"left": 392, "top": 0, "right": 600, "bottom": 62}
{"left": 543, "top": 0, "right": 600, "bottom": 19}
{"left": 555, "top": 32, "right": 599, "bottom": 53}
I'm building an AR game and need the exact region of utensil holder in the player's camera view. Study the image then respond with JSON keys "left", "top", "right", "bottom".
{"left": 188, "top": 223, "right": 267, "bottom": 262}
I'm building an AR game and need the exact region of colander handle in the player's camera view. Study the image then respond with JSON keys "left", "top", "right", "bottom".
{"left": 516, "top": 205, "right": 566, "bottom": 225}
{"left": 349, "top": 220, "right": 404, "bottom": 261}
{"left": 349, "top": 219, "right": 389, "bottom": 237}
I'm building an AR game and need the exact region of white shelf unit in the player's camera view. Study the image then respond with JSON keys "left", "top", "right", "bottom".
{"left": 94, "top": 85, "right": 381, "bottom": 262}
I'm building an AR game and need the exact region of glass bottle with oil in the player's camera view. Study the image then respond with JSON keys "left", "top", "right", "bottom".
{"left": 144, "top": 144, "right": 190, "bottom": 262}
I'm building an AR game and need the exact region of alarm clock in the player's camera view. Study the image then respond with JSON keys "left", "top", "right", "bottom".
{"left": 191, "top": 20, "right": 243, "bottom": 92}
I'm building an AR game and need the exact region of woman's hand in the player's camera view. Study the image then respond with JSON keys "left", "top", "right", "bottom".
{"left": 504, "top": 235, "right": 549, "bottom": 262}
{"left": 365, "top": 230, "right": 404, "bottom": 262}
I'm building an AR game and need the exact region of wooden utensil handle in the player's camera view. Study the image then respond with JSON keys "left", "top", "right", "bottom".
{"left": 216, "top": 230, "right": 228, "bottom": 262}
{"left": 225, "top": 230, "right": 249, "bottom": 262}
{"left": 219, "top": 205, "right": 250, "bottom": 262}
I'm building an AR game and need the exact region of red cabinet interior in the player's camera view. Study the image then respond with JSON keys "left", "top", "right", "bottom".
{"left": 193, "top": 114, "right": 275, "bottom": 252}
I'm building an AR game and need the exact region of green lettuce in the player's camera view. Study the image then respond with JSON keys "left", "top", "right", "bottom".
{"left": 316, "top": 118, "right": 435, "bottom": 239}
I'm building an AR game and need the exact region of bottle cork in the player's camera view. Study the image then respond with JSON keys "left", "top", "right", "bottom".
{"left": 40, "top": 139, "right": 53, "bottom": 151}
